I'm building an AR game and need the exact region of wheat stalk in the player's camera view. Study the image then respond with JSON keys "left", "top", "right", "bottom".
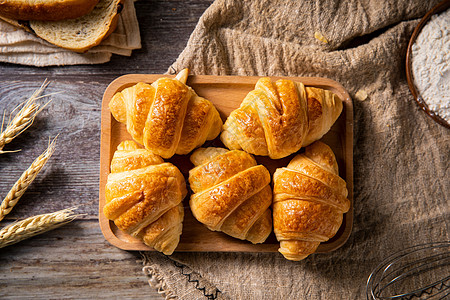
{"left": 0, "top": 207, "right": 79, "bottom": 249}
{"left": 0, "top": 136, "right": 57, "bottom": 222}
{"left": 0, "top": 80, "right": 52, "bottom": 154}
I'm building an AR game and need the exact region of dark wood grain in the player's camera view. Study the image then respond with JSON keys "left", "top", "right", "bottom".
{"left": 0, "top": 220, "right": 151, "bottom": 299}
{"left": 0, "top": 0, "right": 214, "bottom": 219}
{"left": 0, "top": 77, "right": 110, "bottom": 219}
{"left": 0, "top": 1, "right": 213, "bottom": 299}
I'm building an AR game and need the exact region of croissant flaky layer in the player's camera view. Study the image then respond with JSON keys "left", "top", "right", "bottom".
{"left": 273, "top": 141, "right": 350, "bottom": 261}
{"left": 189, "top": 147, "right": 273, "bottom": 244}
{"left": 221, "top": 77, "right": 343, "bottom": 159}
{"left": 109, "top": 69, "right": 223, "bottom": 159}
{"left": 103, "top": 140, "right": 187, "bottom": 255}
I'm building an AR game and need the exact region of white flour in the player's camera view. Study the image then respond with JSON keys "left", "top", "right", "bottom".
{"left": 412, "top": 8, "right": 450, "bottom": 124}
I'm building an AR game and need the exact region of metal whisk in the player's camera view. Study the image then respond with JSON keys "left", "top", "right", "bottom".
{"left": 366, "top": 241, "right": 450, "bottom": 300}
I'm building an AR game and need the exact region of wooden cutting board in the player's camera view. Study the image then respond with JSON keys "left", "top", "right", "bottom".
{"left": 99, "top": 73, "right": 354, "bottom": 253}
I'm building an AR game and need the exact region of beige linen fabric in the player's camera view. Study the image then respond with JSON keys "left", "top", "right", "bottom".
{"left": 142, "top": 0, "right": 449, "bottom": 299}
{"left": 0, "top": 0, "right": 141, "bottom": 66}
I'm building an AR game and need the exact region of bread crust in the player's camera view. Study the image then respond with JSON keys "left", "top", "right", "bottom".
{"left": 109, "top": 70, "right": 223, "bottom": 158}
{"left": 0, "top": 0, "right": 99, "bottom": 21}
{"left": 28, "top": 0, "right": 123, "bottom": 53}
{"left": 188, "top": 147, "right": 273, "bottom": 244}
{"left": 272, "top": 141, "right": 350, "bottom": 261}
{"left": 103, "top": 140, "right": 187, "bottom": 255}
{"left": 221, "top": 77, "right": 343, "bottom": 159}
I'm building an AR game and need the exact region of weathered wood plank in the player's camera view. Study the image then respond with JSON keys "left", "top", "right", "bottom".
{"left": 0, "top": 78, "right": 111, "bottom": 219}
{"left": 0, "top": 0, "right": 215, "bottom": 218}
{"left": 0, "top": 220, "right": 158, "bottom": 299}
{"left": 0, "top": 1, "right": 214, "bottom": 298}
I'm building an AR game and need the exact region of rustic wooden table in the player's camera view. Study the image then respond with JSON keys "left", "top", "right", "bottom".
{"left": 0, "top": 1, "right": 213, "bottom": 298}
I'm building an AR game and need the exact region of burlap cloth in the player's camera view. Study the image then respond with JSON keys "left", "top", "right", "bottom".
{"left": 142, "top": 0, "right": 450, "bottom": 299}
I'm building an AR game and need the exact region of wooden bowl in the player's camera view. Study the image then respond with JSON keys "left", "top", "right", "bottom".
{"left": 405, "top": 0, "right": 450, "bottom": 129}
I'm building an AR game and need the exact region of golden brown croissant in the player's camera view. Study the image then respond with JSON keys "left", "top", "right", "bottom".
{"left": 272, "top": 141, "right": 350, "bottom": 261}
{"left": 103, "top": 140, "right": 187, "bottom": 255}
{"left": 109, "top": 69, "right": 223, "bottom": 159}
{"left": 221, "top": 77, "right": 343, "bottom": 159}
{"left": 188, "top": 147, "right": 273, "bottom": 244}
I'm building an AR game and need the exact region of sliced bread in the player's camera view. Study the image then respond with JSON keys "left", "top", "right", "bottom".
{"left": 29, "top": 0, "right": 123, "bottom": 53}
{"left": 0, "top": 0, "right": 99, "bottom": 21}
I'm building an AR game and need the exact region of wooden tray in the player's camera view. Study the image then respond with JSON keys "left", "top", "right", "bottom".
{"left": 99, "top": 73, "right": 354, "bottom": 253}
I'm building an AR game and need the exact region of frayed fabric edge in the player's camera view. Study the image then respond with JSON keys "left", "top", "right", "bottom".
{"left": 171, "top": 260, "right": 224, "bottom": 300}
{"left": 142, "top": 264, "right": 178, "bottom": 300}
{"left": 142, "top": 252, "right": 178, "bottom": 300}
{"left": 141, "top": 252, "right": 227, "bottom": 300}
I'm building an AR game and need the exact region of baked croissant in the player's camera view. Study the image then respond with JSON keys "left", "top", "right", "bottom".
{"left": 189, "top": 147, "right": 273, "bottom": 244}
{"left": 272, "top": 141, "right": 350, "bottom": 261}
{"left": 221, "top": 77, "right": 343, "bottom": 159}
{"left": 103, "top": 140, "right": 187, "bottom": 255}
{"left": 109, "top": 69, "right": 223, "bottom": 159}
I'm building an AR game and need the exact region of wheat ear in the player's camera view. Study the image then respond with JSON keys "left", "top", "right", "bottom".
{"left": 0, "top": 80, "right": 52, "bottom": 154}
{"left": 0, "top": 207, "right": 79, "bottom": 249}
{"left": 0, "top": 136, "right": 57, "bottom": 222}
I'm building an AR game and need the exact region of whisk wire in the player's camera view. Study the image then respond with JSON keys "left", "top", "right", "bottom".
{"left": 380, "top": 252, "right": 450, "bottom": 296}
{"left": 367, "top": 242, "right": 450, "bottom": 300}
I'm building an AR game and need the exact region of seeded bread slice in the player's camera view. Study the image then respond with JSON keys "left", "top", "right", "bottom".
{"left": 29, "top": 0, "right": 123, "bottom": 53}
{"left": 0, "top": 0, "right": 99, "bottom": 21}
